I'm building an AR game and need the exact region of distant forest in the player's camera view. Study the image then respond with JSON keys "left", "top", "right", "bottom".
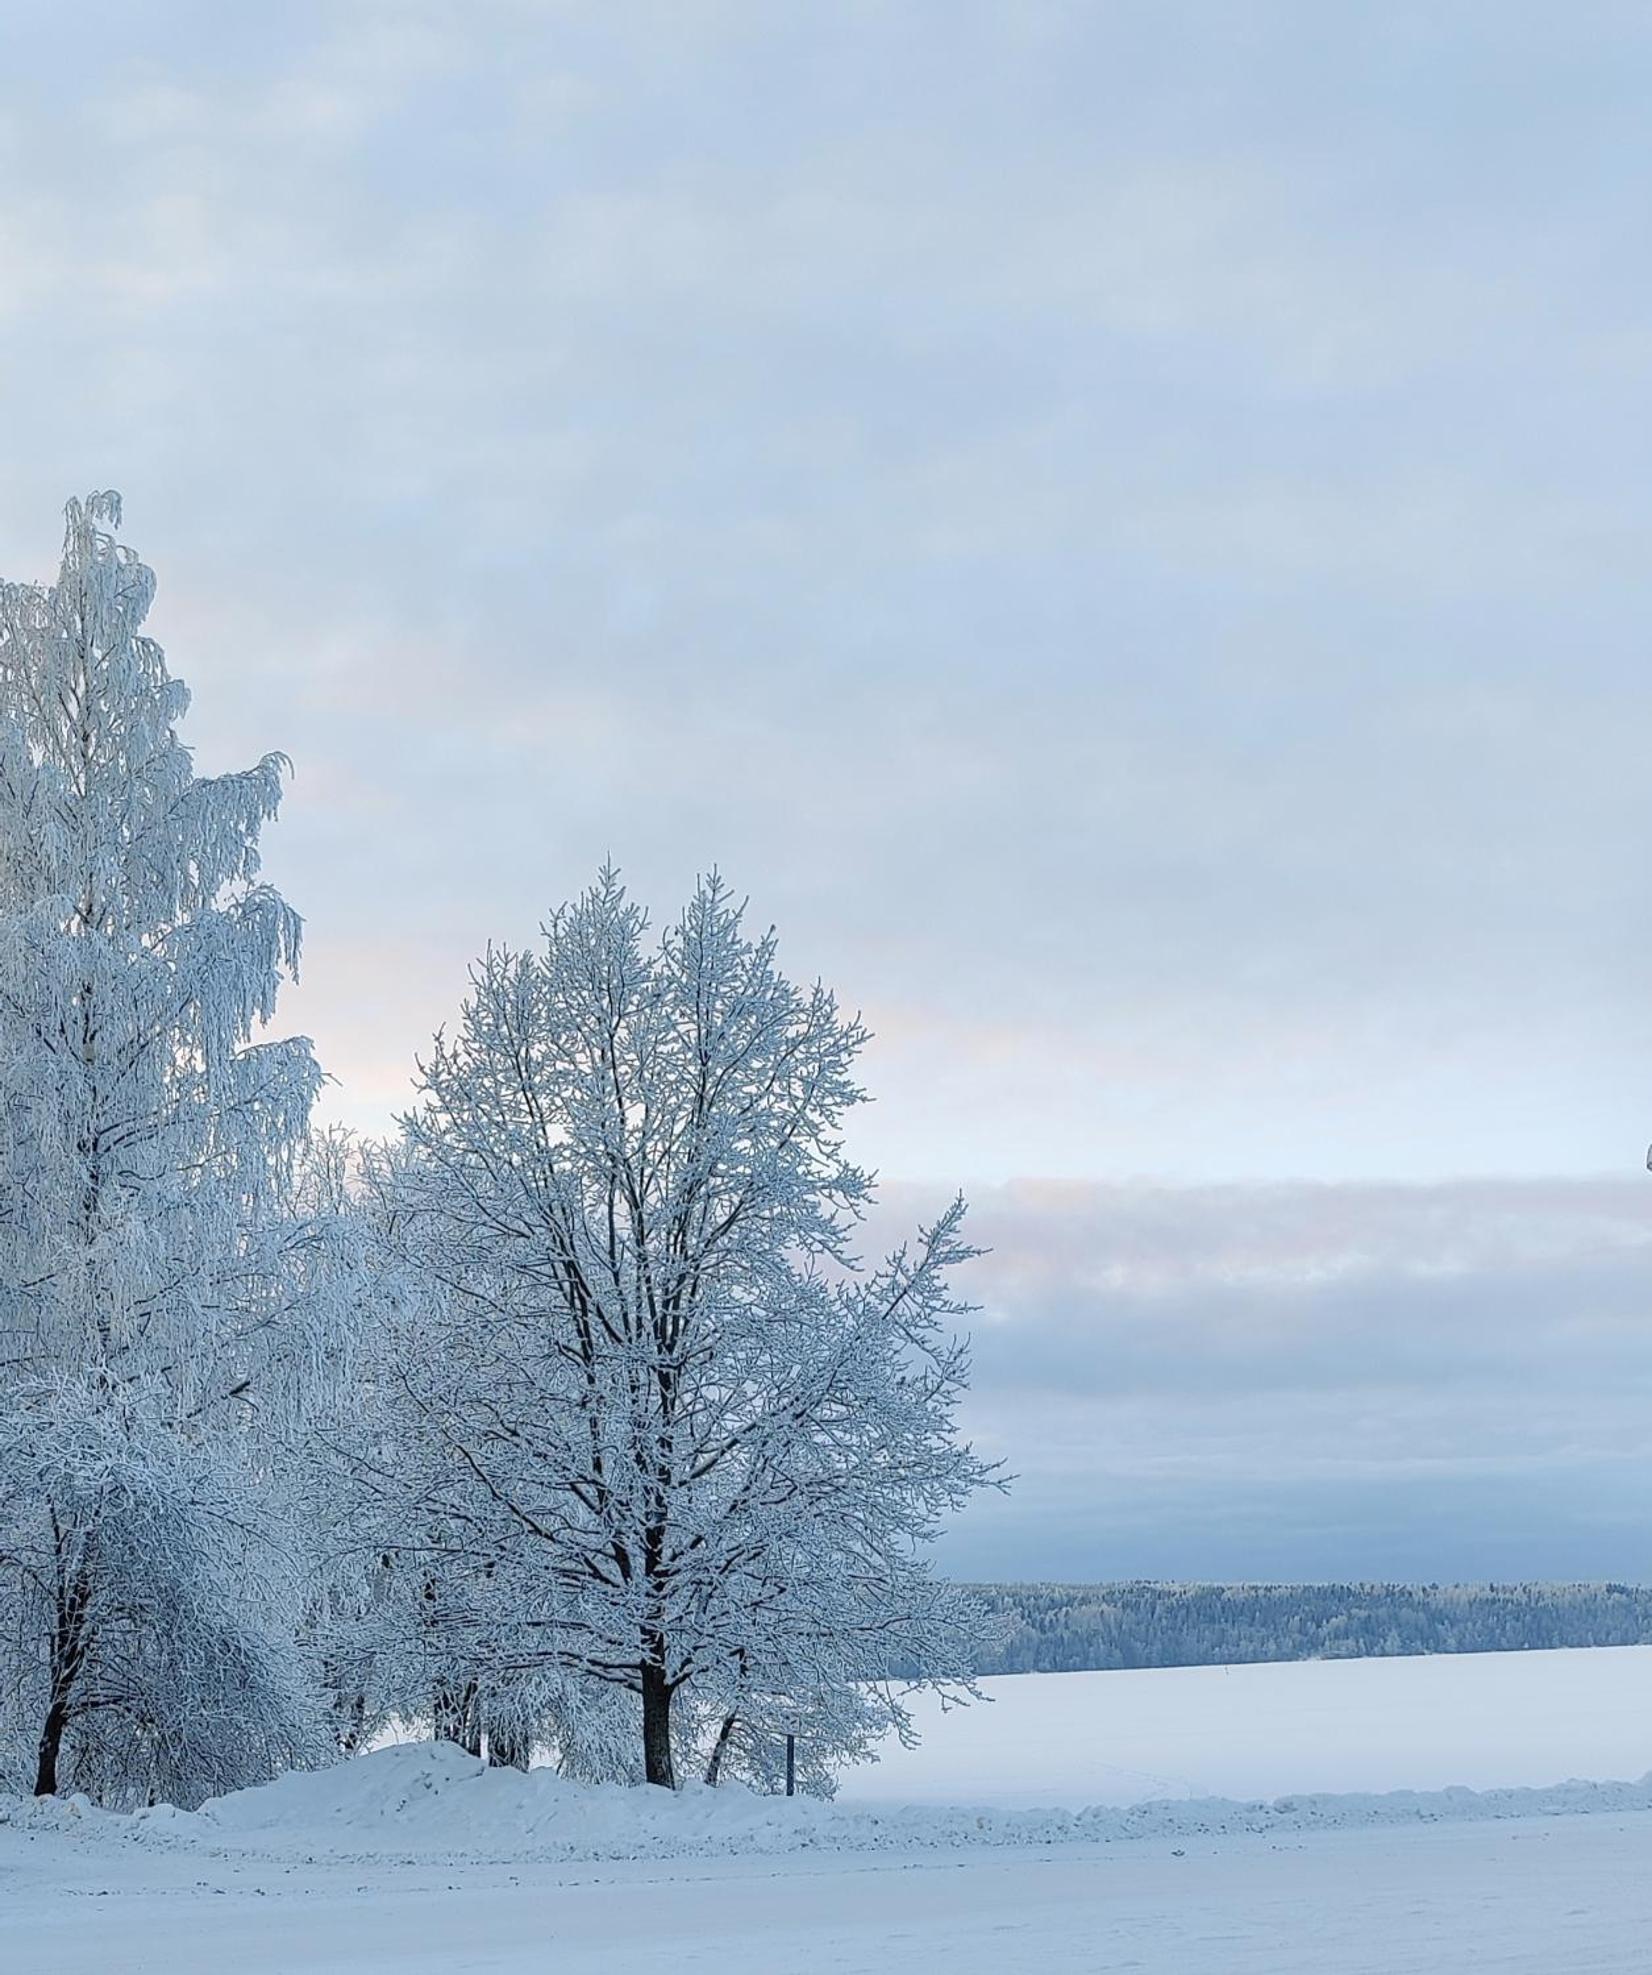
{"left": 960, "top": 1582, "right": 1652, "bottom": 1675}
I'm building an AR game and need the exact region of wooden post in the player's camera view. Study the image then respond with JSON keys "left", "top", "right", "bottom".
{"left": 785, "top": 1732, "right": 796, "bottom": 1797}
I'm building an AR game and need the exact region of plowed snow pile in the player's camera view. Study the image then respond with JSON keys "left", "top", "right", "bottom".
{"left": 11, "top": 1734, "right": 1652, "bottom": 1867}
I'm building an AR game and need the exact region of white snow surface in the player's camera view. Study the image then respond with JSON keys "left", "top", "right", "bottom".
{"left": 8, "top": 1646, "right": 1652, "bottom": 1972}
{"left": 840, "top": 1642, "right": 1652, "bottom": 1808}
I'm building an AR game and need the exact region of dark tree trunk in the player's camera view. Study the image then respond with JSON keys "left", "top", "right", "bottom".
{"left": 36, "top": 1531, "right": 90, "bottom": 1797}
{"left": 704, "top": 1711, "right": 737, "bottom": 1787}
{"left": 433, "top": 1677, "right": 481, "bottom": 1754}
{"left": 485, "top": 1717, "right": 531, "bottom": 1771}
{"left": 33, "top": 1700, "right": 68, "bottom": 1798}
{"left": 641, "top": 1660, "right": 675, "bottom": 1789}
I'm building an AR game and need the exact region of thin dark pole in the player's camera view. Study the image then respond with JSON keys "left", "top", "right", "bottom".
{"left": 785, "top": 1733, "right": 796, "bottom": 1797}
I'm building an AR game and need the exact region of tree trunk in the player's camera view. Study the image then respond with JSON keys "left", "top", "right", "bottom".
{"left": 641, "top": 1661, "right": 676, "bottom": 1788}
{"left": 433, "top": 1677, "right": 481, "bottom": 1753}
{"left": 36, "top": 1532, "right": 90, "bottom": 1797}
{"left": 33, "top": 1700, "right": 68, "bottom": 1798}
{"left": 336, "top": 1689, "right": 368, "bottom": 1756}
{"left": 704, "top": 1711, "right": 737, "bottom": 1787}
{"left": 485, "top": 1717, "right": 531, "bottom": 1771}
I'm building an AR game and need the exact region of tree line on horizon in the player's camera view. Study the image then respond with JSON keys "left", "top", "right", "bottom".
{"left": 952, "top": 1580, "right": 1652, "bottom": 1676}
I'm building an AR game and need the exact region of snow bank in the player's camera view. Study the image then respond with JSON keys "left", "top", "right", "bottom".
{"left": 11, "top": 1737, "right": 1652, "bottom": 1867}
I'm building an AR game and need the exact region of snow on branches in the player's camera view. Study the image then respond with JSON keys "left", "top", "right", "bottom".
{"left": 363, "top": 869, "right": 998, "bottom": 1788}
{"left": 0, "top": 495, "right": 1001, "bottom": 1808}
{"left": 0, "top": 495, "right": 333, "bottom": 1805}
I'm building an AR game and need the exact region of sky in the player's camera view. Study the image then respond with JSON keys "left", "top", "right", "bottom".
{"left": 3, "top": 1, "right": 1651, "bottom": 1581}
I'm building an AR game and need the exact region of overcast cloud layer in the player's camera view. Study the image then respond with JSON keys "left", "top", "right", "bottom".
{"left": 3, "top": 3, "right": 1650, "bottom": 1578}
{"left": 902, "top": 1177, "right": 1652, "bottom": 1580}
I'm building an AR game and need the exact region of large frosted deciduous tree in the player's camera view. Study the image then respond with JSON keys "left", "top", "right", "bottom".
{"left": 0, "top": 494, "right": 327, "bottom": 1804}
{"left": 376, "top": 870, "right": 996, "bottom": 1788}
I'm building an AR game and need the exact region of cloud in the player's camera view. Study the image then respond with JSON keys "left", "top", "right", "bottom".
{"left": 3, "top": 9, "right": 1650, "bottom": 1571}
{"left": 870, "top": 1178, "right": 1652, "bottom": 1578}
{"left": 4, "top": 5, "right": 1652, "bottom": 1182}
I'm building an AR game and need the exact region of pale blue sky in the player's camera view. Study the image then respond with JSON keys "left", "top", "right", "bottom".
{"left": 4, "top": 2, "right": 1651, "bottom": 1576}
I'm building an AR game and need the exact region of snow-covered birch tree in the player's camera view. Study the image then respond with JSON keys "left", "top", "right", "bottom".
{"left": 372, "top": 869, "right": 996, "bottom": 1788}
{"left": 0, "top": 493, "right": 330, "bottom": 1804}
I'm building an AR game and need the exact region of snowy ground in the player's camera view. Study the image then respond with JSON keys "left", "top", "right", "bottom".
{"left": 7, "top": 1646, "right": 1652, "bottom": 1973}
{"left": 840, "top": 1643, "right": 1652, "bottom": 1807}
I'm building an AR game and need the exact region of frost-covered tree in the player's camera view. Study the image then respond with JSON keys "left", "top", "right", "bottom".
{"left": 0, "top": 493, "right": 330, "bottom": 1804}
{"left": 370, "top": 869, "right": 995, "bottom": 1787}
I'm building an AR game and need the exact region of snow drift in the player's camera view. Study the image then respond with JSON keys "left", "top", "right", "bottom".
{"left": 10, "top": 1736, "right": 1652, "bottom": 1868}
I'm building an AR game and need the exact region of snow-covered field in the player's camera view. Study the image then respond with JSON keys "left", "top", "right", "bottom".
{"left": 8, "top": 1646, "right": 1652, "bottom": 1973}
{"left": 841, "top": 1643, "right": 1652, "bottom": 1808}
